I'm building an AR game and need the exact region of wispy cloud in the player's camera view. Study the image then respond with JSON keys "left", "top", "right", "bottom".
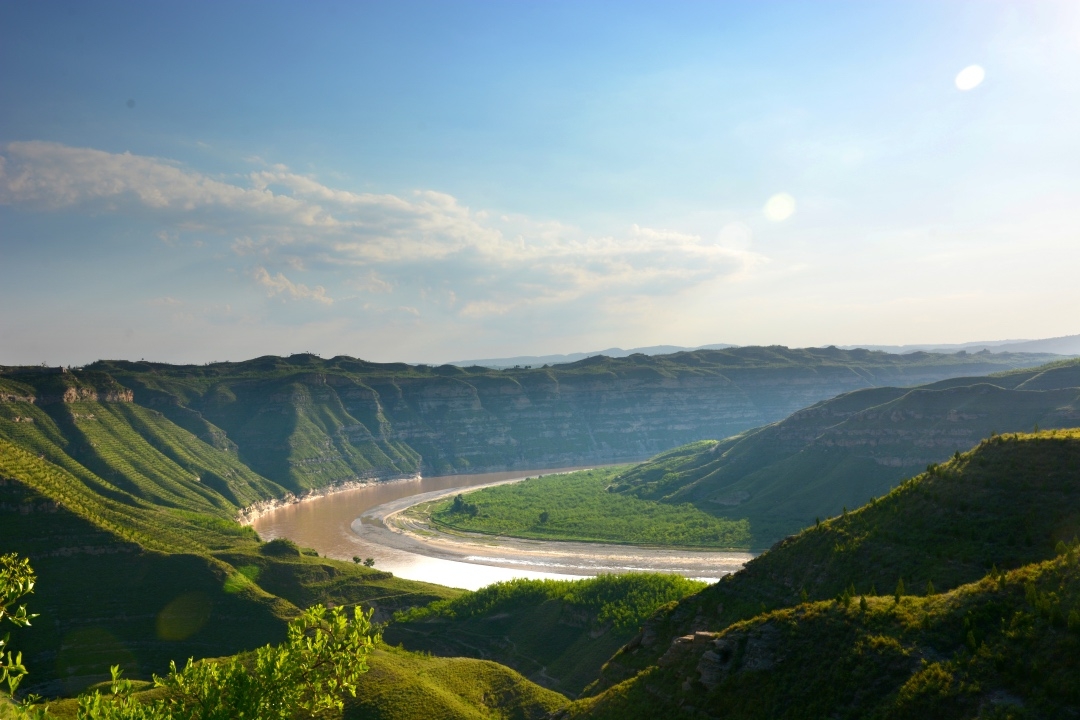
{"left": 253, "top": 267, "right": 334, "bottom": 305}
{"left": 0, "top": 141, "right": 764, "bottom": 316}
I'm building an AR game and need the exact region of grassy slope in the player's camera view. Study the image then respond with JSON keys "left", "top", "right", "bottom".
{"left": 42, "top": 645, "right": 569, "bottom": 720}
{"left": 586, "top": 430, "right": 1080, "bottom": 700}
{"left": 344, "top": 647, "right": 570, "bottom": 720}
{"left": 570, "top": 550, "right": 1080, "bottom": 720}
{"left": 610, "top": 359, "right": 1080, "bottom": 547}
{"left": 385, "top": 574, "right": 707, "bottom": 698}
{"left": 0, "top": 383, "right": 457, "bottom": 695}
{"left": 428, "top": 468, "right": 750, "bottom": 549}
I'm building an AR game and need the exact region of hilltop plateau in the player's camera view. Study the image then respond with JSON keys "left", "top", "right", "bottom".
{"left": 69, "top": 346, "right": 1060, "bottom": 490}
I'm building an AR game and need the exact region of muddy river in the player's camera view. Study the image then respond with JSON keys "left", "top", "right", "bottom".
{"left": 252, "top": 468, "right": 752, "bottom": 590}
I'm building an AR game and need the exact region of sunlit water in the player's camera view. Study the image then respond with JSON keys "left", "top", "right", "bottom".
{"left": 252, "top": 468, "right": 751, "bottom": 590}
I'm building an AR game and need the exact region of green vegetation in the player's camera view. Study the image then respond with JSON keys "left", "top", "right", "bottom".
{"left": 75, "top": 347, "right": 1052, "bottom": 486}
{"left": 429, "top": 469, "right": 750, "bottom": 548}
{"left": 4, "top": 356, "right": 1080, "bottom": 717}
{"left": 1, "top": 554, "right": 37, "bottom": 712}
{"left": 396, "top": 574, "right": 707, "bottom": 631}
{"left": 608, "top": 360, "right": 1080, "bottom": 547}
{"left": 568, "top": 547, "right": 1080, "bottom": 719}
{"left": 73, "top": 604, "right": 377, "bottom": 719}
{"left": 342, "top": 646, "right": 568, "bottom": 720}
{"left": 1, "top": 554, "right": 563, "bottom": 720}
{"left": 583, "top": 429, "right": 1080, "bottom": 712}
{"left": 387, "top": 574, "right": 706, "bottom": 697}
{"left": 0, "top": 402, "right": 455, "bottom": 695}
{"left": 43, "top": 648, "right": 568, "bottom": 720}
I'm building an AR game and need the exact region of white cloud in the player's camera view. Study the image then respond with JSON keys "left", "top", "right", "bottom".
{"left": 253, "top": 267, "right": 334, "bottom": 305}
{"left": 0, "top": 141, "right": 763, "bottom": 315}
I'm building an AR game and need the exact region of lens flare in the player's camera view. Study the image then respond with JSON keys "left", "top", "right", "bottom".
{"left": 156, "top": 591, "right": 212, "bottom": 641}
{"left": 955, "top": 65, "right": 985, "bottom": 91}
{"left": 763, "top": 193, "right": 796, "bottom": 222}
{"left": 718, "top": 221, "right": 752, "bottom": 249}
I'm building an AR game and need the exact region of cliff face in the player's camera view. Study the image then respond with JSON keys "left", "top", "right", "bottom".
{"left": 76, "top": 348, "right": 1062, "bottom": 493}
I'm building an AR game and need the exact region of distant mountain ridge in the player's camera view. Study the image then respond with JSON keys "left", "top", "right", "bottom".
{"left": 452, "top": 333, "right": 1080, "bottom": 368}
{"left": 448, "top": 343, "right": 737, "bottom": 368}
{"left": 3, "top": 346, "right": 1058, "bottom": 487}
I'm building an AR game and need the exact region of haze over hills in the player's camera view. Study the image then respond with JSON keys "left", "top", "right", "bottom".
{"left": 838, "top": 332, "right": 1080, "bottom": 356}
{"left": 451, "top": 333, "right": 1080, "bottom": 369}
{"left": 448, "top": 344, "right": 737, "bottom": 368}
{"left": 5, "top": 346, "right": 1058, "bottom": 486}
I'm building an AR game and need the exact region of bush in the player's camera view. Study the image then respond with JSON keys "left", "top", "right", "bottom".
{"left": 260, "top": 538, "right": 301, "bottom": 557}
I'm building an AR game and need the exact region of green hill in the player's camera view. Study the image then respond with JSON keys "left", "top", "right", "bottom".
{"left": 384, "top": 574, "right": 707, "bottom": 698}
{"left": 609, "top": 360, "right": 1080, "bottom": 547}
{"left": 41, "top": 645, "right": 569, "bottom": 720}
{"left": 0, "top": 376, "right": 456, "bottom": 696}
{"left": 568, "top": 548, "right": 1080, "bottom": 719}
{"left": 584, "top": 429, "right": 1080, "bottom": 709}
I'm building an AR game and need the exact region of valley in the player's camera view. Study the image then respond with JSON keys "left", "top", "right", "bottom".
{"left": 2, "top": 350, "right": 1080, "bottom": 718}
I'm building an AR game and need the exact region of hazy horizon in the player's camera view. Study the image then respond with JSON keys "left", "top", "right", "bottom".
{"left": 3, "top": 1, "right": 1079, "bottom": 366}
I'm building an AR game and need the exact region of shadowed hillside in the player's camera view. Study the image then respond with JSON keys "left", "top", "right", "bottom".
{"left": 610, "top": 359, "right": 1080, "bottom": 547}
{"left": 384, "top": 574, "right": 707, "bottom": 698}
{"left": 0, "top": 373, "right": 457, "bottom": 695}
{"left": 587, "top": 429, "right": 1080, "bottom": 709}
{"left": 569, "top": 549, "right": 1080, "bottom": 719}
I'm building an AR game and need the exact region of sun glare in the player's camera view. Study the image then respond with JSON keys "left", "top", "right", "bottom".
{"left": 763, "top": 193, "right": 796, "bottom": 222}
{"left": 955, "top": 64, "right": 985, "bottom": 91}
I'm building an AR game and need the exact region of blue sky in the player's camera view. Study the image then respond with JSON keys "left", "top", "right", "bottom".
{"left": 2, "top": 1, "right": 1079, "bottom": 365}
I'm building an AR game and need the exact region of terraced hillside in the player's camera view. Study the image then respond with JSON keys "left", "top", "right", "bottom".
{"left": 584, "top": 429, "right": 1080, "bottom": 711}
{"left": 79, "top": 347, "right": 1058, "bottom": 491}
{"left": 0, "top": 371, "right": 457, "bottom": 695}
{"left": 609, "top": 359, "right": 1080, "bottom": 546}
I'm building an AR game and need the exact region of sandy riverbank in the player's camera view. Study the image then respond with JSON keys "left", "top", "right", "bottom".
{"left": 237, "top": 472, "right": 421, "bottom": 525}
{"left": 353, "top": 478, "right": 753, "bottom": 582}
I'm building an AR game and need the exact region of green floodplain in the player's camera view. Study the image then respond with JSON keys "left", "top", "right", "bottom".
{"left": 429, "top": 467, "right": 751, "bottom": 548}
{"left": 3, "top": 355, "right": 1080, "bottom": 718}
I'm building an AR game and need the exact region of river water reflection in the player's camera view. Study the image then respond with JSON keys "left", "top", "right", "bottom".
{"left": 252, "top": 468, "right": 751, "bottom": 590}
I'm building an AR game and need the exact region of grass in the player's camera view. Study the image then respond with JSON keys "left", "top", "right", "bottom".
{"left": 608, "top": 364, "right": 1080, "bottom": 548}
{"left": 343, "top": 646, "right": 569, "bottom": 720}
{"left": 427, "top": 468, "right": 750, "bottom": 548}
{"left": 42, "top": 644, "right": 568, "bottom": 720}
{"left": 387, "top": 574, "right": 707, "bottom": 698}
{"left": 568, "top": 547, "right": 1080, "bottom": 719}
{"left": 587, "top": 428, "right": 1080, "bottom": 697}
{"left": 0, "top": 412, "right": 457, "bottom": 696}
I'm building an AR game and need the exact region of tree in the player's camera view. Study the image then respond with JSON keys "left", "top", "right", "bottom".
{"left": 538, "top": 511, "right": 550, "bottom": 524}
{"left": 78, "top": 604, "right": 378, "bottom": 719}
{"left": 894, "top": 578, "right": 905, "bottom": 604}
{"left": 1, "top": 554, "right": 37, "bottom": 701}
{"left": 352, "top": 556, "right": 361, "bottom": 564}
{"left": 363, "top": 558, "right": 375, "bottom": 568}
{"left": 1, "top": 554, "right": 46, "bottom": 719}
